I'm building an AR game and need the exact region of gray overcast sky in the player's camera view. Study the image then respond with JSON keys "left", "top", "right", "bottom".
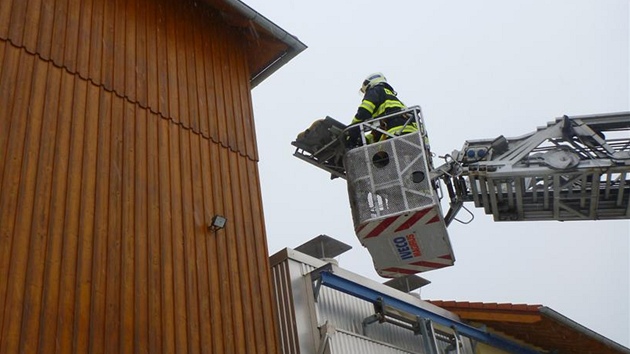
{"left": 247, "top": 0, "right": 630, "bottom": 347}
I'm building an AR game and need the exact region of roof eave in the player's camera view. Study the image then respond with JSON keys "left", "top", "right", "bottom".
{"left": 220, "top": 0, "right": 307, "bottom": 88}
{"left": 538, "top": 306, "right": 630, "bottom": 354}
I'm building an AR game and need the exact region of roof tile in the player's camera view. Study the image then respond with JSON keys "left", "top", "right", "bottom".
{"left": 425, "top": 300, "right": 628, "bottom": 353}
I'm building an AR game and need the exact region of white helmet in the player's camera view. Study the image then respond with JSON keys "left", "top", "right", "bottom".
{"left": 360, "top": 72, "right": 387, "bottom": 93}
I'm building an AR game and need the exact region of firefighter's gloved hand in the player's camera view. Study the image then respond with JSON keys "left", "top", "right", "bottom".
{"left": 345, "top": 126, "right": 362, "bottom": 149}
{"left": 371, "top": 129, "right": 383, "bottom": 142}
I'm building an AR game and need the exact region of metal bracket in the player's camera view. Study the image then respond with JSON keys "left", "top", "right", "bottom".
{"left": 363, "top": 296, "right": 426, "bottom": 336}
{"left": 310, "top": 263, "right": 334, "bottom": 302}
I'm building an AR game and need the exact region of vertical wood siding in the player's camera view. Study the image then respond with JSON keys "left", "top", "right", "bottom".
{"left": 0, "top": 0, "right": 259, "bottom": 159}
{"left": 0, "top": 0, "right": 277, "bottom": 353}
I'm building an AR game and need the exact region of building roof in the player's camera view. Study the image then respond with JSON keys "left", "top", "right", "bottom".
{"left": 203, "top": 0, "right": 306, "bottom": 88}
{"left": 428, "top": 300, "right": 630, "bottom": 354}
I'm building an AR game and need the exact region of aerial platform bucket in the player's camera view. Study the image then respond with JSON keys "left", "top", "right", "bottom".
{"left": 345, "top": 131, "right": 455, "bottom": 278}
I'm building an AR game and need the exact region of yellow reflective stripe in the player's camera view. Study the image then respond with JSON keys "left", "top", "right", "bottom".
{"left": 376, "top": 127, "right": 421, "bottom": 142}
{"left": 374, "top": 100, "right": 405, "bottom": 117}
{"left": 351, "top": 117, "right": 362, "bottom": 125}
{"left": 386, "top": 124, "right": 418, "bottom": 135}
{"left": 360, "top": 100, "right": 376, "bottom": 113}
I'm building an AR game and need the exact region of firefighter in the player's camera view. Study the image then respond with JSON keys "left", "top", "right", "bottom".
{"left": 345, "top": 72, "right": 418, "bottom": 148}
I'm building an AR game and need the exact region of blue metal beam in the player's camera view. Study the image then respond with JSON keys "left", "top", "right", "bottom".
{"left": 311, "top": 267, "right": 541, "bottom": 354}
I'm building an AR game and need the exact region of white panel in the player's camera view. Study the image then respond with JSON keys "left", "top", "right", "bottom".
{"left": 316, "top": 287, "right": 427, "bottom": 353}
{"left": 328, "top": 328, "right": 418, "bottom": 354}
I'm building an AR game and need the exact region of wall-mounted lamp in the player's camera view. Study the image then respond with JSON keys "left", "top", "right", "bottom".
{"left": 209, "top": 215, "right": 227, "bottom": 232}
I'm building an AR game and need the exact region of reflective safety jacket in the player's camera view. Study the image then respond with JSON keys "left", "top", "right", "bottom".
{"left": 350, "top": 83, "right": 418, "bottom": 138}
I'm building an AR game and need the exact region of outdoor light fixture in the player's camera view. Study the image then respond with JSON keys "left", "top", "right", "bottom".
{"left": 209, "top": 214, "right": 227, "bottom": 232}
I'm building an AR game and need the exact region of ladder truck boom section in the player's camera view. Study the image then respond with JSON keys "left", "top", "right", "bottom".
{"left": 291, "top": 109, "right": 630, "bottom": 277}
{"left": 450, "top": 112, "right": 630, "bottom": 222}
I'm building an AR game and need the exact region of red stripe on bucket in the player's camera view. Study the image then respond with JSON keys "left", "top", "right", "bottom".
{"left": 364, "top": 215, "right": 400, "bottom": 239}
{"left": 410, "top": 260, "right": 450, "bottom": 269}
{"left": 382, "top": 267, "right": 417, "bottom": 275}
{"left": 394, "top": 208, "right": 432, "bottom": 232}
{"left": 426, "top": 215, "right": 441, "bottom": 224}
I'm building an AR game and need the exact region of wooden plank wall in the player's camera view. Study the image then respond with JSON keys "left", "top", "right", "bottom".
{"left": 0, "top": 0, "right": 278, "bottom": 353}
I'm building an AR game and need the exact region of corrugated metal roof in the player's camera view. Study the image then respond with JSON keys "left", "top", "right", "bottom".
{"left": 428, "top": 300, "right": 630, "bottom": 354}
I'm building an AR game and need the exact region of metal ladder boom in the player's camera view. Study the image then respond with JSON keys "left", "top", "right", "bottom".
{"left": 447, "top": 111, "right": 630, "bottom": 222}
